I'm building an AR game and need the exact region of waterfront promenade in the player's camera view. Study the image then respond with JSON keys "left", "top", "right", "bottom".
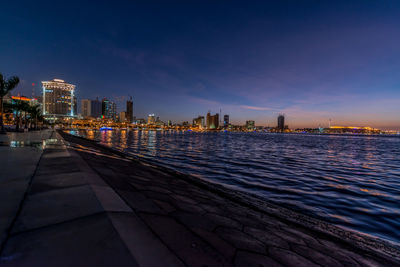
{"left": 0, "top": 130, "right": 399, "bottom": 266}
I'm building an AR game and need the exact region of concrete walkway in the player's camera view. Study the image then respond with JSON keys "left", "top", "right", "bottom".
{"left": 0, "top": 130, "right": 399, "bottom": 266}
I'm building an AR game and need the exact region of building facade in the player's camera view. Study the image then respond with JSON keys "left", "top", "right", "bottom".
{"left": 223, "top": 115, "right": 229, "bottom": 127}
{"left": 206, "top": 112, "right": 219, "bottom": 129}
{"left": 126, "top": 97, "right": 133, "bottom": 123}
{"left": 42, "top": 79, "right": 76, "bottom": 120}
{"left": 193, "top": 116, "right": 205, "bottom": 128}
{"left": 148, "top": 114, "right": 155, "bottom": 125}
{"left": 277, "top": 114, "right": 285, "bottom": 132}
{"left": 246, "top": 120, "right": 255, "bottom": 130}
{"left": 81, "top": 99, "right": 102, "bottom": 118}
{"left": 102, "top": 98, "right": 116, "bottom": 120}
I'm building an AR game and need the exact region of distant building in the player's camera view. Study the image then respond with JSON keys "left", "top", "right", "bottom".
{"left": 119, "top": 111, "right": 126, "bottom": 122}
{"left": 136, "top": 118, "right": 146, "bottom": 125}
{"left": 223, "top": 115, "right": 229, "bottom": 127}
{"left": 126, "top": 97, "right": 133, "bottom": 123}
{"left": 246, "top": 120, "right": 255, "bottom": 130}
{"left": 193, "top": 116, "right": 205, "bottom": 128}
{"left": 277, "top": 114, "right": 285, "bottom": 132}
{"left": 81, "top": 98, "right": 102, "bottom": 118}
{"left": 206, "top": 112, "right": 219, "bottom": 129}
{"left": 167, "top": 120, "right": 172, "bottom": 127}
{"left": 102, "top": 98, "right": 116, "bottom": 120}
{"left": 148, "top": 114, "right": 155, "bottom": 125}
{"left": 42, "top": 79, "right": 77, "bottom": 120}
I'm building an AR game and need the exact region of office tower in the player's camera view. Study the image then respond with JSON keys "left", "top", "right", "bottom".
{"left": 246, "top": 120, "right": 255, "bottom": 130}
{"left": 81, "top": 99, "right": 91, "bottom": 118}
{"left": 126, "top": 97, "right": 133, "bottom": 123}
{"left": 223, "top": 115, "right": 229, "bottom": 127}
{"left": 119, "top": 111, "right": 126, "bottom": 122}
{"left": 193, "top": 116, "right": 205, "bottom": 128}
{"left": 277, "top": 114, "right": 285, "bottom": 132}
{"left": 167, "top": 120, "right": 172, "bottom": 127}
{"left": 42, "top": 79, "right": 77, "bottom": 120}
{"left": 102, "top": 98, "right": 117, "bottom": 120}
{"left": 206, "top": 112, "right": 219, "bottom": 129}
{"left": 148, "top": 114, "right": 155, "bottom": 125}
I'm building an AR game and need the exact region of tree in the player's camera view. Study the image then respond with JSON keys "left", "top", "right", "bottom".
{"left": 0, "top": 73, "right": 20, "bottom": 133}
{"left": 29, "top": 104, "right": 41, "bottom": 130}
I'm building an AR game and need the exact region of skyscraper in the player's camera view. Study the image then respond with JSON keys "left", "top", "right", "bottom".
{"left": 42, "top": 79, "right": 76, "bottom": 120}
{"left": 81, "top": 99, "right": 102, "bottom": 118}
{"left": 193, "top": 116, "right": 205, "bottom": 128}
{"left": 102, "top": 98, "right": 117, "bottom": 120}
{"left": 206, "top": 112, "right": 219, "bottom": 129}
{"left": 126, "top": 97, "right": 133, "bottom": 123}
{"left": 148, "top": 114, "right": 155, "bottom": 125}
{"left": 223, "top": 115, "right": 229, "bottom": 127}
{"left": 277, "top": 114, "right": 285, "bottom": 132}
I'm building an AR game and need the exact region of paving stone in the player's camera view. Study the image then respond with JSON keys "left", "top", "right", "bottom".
{"left": 244, "top": 226, "right": 290, "bottom": 249}
{"left": 280, "top": 226, "right": 321, "bottom": 247}
{"left": 35, "top": 161, "right": 81, "bottom": 175}
{"left": 0, "top": 213, "right": 138, "bottom": 267}
{"left": 269, "top": 247, "right": 319, "bottom": 267}
{"left": 30, "top": 172, "right": 89, "bottom": 194}
{"left": 234, "top": 250, "right": 283, "bottom": 267}
{"left": 171, "top": 211, "right": 217, "bottom": 231}
{"left": 271, "top": 229, "right": 307, "bottom": 246}
{"left": 172, "top": 194, "right": 198, "bottom": 205}
{"left": 12, "top": 185, "right": 104, "bottom": 233}
{"left": 140, "top": 213, "right": 231, "bottom": 266}
{"left": 118, "top": 190, "right": 165, "bottom": 214}
{"left": 206, "top": 213, "right": 242, "bottom": 230}
{"left": 172, "top": 200, "right": 206, "bottom": 214}
{"left": 153, "top": 200, "right": 176, "bottom": 213}
{"left": 108, "top": 212, "right": 184, "bottom": 267}
{"left": 292, "top": 244, "right": 343, "bottom": 266}
{"left": 90, "top": 185, "right": 132, "bottom": 212}
{"left": 199, "top": 203, "right": 224, "bottom": 214}
{"left": 215, "top": 227, "right": 266, "bottom": 254}
{"left": 145, "top": 186, "right": 172, "bottom": 194}
{"left": 192, "top": 227, "right": 236, "bottom": 260}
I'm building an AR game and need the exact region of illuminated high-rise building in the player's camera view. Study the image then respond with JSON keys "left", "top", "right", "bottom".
{"left": 193, "top": 116, "right": 205, "bottom": 128}
{"left": 223, "top": 115, "right": 229, "bottom": 127}
{"left": 148, "top": 114, "right": 156, "bottom": 125}
{"left": 81, "top": 98, "right": 102, "bottom": 118}
{"left": 126, "top": 97, "right": 133, "bottom": 123}
{"left": 206, "top": 112, "right": 219, "bottom": 129}
{"left": 102, "top": 98, "right": 117, "bottom": 120}
{"left": 42, "top": 79, "right": 76, "bottom": 120}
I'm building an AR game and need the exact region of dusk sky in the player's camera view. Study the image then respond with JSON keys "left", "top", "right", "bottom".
{"left": 1, "top": 1, "right": 400, "bottom": 129}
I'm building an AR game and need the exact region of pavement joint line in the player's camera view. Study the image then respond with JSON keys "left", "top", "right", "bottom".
{"left": 5, "top": 211, "right": 109, "bottom": 238}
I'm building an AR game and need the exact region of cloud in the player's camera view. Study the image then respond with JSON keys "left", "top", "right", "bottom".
{"left": 239, "top": 105, "right": 274, "bottom": 111}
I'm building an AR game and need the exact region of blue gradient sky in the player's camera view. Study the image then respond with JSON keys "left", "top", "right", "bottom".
{"left": 1, "top": 1, "right": 400, "bottom": 129}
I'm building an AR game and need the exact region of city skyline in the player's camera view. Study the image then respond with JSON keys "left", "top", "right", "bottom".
{"left": 1, "top": 1, "right": 400, "bottom": 129}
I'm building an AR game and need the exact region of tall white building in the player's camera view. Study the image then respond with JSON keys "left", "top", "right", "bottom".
{"left": 42, "top": 79, "right": 76, "bottom": 120}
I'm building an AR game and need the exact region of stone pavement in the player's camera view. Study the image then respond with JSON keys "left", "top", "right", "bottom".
{"left": 0, "top": 130, "right": 53, "bottom": 249}
{"left": 0, "top": 130, "right": 399, "bottom": 266}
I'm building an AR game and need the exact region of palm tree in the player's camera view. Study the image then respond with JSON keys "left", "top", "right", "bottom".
{"left": 29, "top": 104, "right": 41, "bottom": 130}
{"left": 0, "top": 73, "right": 20, "bottom": 133}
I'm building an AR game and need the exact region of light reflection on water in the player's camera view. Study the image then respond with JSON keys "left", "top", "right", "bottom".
{"left": 70, "top": 129, "right": 400, "bottom": 244}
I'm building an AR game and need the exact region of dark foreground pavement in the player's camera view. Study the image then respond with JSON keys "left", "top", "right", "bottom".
{"left": 1, "top": 130, "right": 399, "bottom": 266}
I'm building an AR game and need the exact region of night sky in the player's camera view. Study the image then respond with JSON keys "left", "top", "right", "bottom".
{"left": 1, "top": 1, "right": 400, "bottom": 129}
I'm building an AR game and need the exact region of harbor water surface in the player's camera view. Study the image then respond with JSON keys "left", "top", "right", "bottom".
{"left": 69, "top": 130, "right": 400, "bottom": 244}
